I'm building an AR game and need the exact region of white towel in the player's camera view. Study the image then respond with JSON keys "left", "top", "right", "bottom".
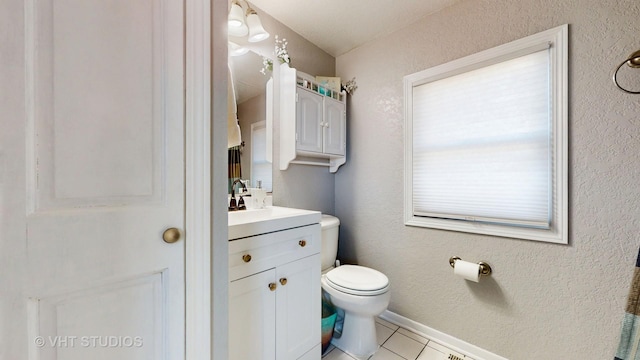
{"left": 228, "top": 66, "right": 242, "bottom": 148}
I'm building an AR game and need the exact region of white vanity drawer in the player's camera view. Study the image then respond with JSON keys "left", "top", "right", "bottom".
{"left": 229, "top": 224, "right": 320, "bottom": 281}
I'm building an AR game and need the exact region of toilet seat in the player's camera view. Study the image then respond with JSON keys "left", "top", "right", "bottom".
{"left": 325, "top": 265, "right": 389, "bottom": 296}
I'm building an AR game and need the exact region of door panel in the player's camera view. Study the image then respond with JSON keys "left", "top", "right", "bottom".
{"left": 295, "top": 89, "right": 323, "bottom": 154}
{"left": 24, "top": 0, "right": 185, "bottom": 358}
{"left": 34, "top": 272, "right": 165, "bottom": 360}
{"left": 229, "top": 270, "right": 276, "bottom": 360}
{"left": 275, "top": 255, "right": 321, "bottom": 360}
{"left": 28, "top": 0, "right": 166, "bottom": 211}
{"left": 323, "top": 97, "right": 346, "bottom": 156}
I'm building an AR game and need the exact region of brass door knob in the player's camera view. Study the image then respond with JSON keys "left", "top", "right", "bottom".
{"left": 268, "top": 283, "right": 277, "bottom": 291}
{"left": 298, "top": 240, "right": 307, "bottom": 247}
{"left": 242, "top": 254, "right": 252, "bottom": 263}
{"left": 279, "top": 278, "right": 287, "bottom": 286}
{"left": 163, "top": 228, "right": 181, "bottom": 243}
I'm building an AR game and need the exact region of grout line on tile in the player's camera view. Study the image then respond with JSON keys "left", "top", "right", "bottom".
{"left": 384, "top": 346, "right": 413, "bottom": 360}
{"left": 397, "top": 327, "right": 428, "bottom": 345}
{"left": 380, "top": 328, "right": 399, "bottom": 347}
{"left": 331, "top": 318, "right": 474, "bottom": 360}
{"left": 382, "top": 332, "right": 427, "bottom": 360}
{"left": 376, "top": 317, "right": 400, "bottom": 330}
{"left": 377, "top": 322, "right": 396, "bottom": 331}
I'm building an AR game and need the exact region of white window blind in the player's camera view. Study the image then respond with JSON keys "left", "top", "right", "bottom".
{"left": 412, "top": 48, "right": 551, "bottom": 229}
{"left": 404, "top": 25, "right": 567, "bottom": 243}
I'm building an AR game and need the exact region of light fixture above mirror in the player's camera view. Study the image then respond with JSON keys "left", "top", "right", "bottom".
{"left": 245, "top": 7, "right": 270, "bottom": 42}
{"left": 228, "top": 0, "right": 247, "bottom": 36}
{"left": 228, "top": 0, "right": 270, "bottom": 56}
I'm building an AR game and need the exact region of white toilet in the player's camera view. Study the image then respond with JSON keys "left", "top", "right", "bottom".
{"left": 320, "top": 215, "right": 391, "bottom": 358}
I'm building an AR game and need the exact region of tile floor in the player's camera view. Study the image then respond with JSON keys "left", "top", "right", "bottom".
{"left": 322, "top": 317, "right": 475, "bottom": 360}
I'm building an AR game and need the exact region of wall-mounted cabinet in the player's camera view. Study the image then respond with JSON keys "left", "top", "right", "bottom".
{"left": 280, "top": 63, "right": 346, "bottom": 173}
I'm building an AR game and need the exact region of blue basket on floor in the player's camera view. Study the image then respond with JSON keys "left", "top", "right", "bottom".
{"left": 321, "top": 294, "right": 337, "bottom": 354}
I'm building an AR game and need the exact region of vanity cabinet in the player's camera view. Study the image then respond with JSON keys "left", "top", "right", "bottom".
{"left": 229, "top": 224, "right": 321, "bottom": 360}
{"left": 280, "top": 63, "right": 346, "bottom": 173}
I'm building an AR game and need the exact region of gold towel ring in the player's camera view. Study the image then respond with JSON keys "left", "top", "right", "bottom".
{"left": 613, "top": 49, "right": 640, "bottom": 94}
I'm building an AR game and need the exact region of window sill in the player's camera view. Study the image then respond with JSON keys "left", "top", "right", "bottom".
{"left": 404, "top": 215, "right": 567, "bottom": 244}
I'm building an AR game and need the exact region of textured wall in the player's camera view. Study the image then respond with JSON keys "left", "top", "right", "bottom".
{"left": 334, "top": 0, "right": 640, "bottom": 359}
{"left": 252, "top": 7, "right": 338, "bottom": 214}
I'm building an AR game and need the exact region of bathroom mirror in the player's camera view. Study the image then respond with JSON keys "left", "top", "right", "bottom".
{"left": 228, "top": 49, "right": 273, "bottom": 192}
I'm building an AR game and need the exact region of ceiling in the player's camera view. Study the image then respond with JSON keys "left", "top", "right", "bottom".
{"left": 229, "top": 50, "right": 268, "bottom": 105}
{"left": 249, "top": 0, "right": 461, "bottom": 57}
{"left": 229, "top": 0, "right": 461, "bottom": 105}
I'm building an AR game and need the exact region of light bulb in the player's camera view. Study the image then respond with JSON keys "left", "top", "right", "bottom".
{"left": 246, "top": 11, "right": 269, "bottom": 42}
{"left": 228, "top": 1, "right": 248, "bottom": 37}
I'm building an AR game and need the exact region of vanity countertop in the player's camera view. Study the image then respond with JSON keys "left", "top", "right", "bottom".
{"left": 228, "top": 206, "right": 321, "bottom": 240}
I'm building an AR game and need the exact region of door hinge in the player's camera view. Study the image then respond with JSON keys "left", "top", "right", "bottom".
{"left": 295, "top": 92, "right": 299, "bottom": 102}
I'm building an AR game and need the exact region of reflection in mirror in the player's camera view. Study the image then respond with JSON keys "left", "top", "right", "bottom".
{"left": 251, "top": 121, "right": 272, "bottom": 191}
{"left": 228, "top": 50, "right": 273, "bottom": 193}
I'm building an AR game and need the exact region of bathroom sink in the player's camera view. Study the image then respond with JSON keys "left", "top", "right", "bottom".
{"left": 228, "top": 206, "right": 321, "bottom": 240}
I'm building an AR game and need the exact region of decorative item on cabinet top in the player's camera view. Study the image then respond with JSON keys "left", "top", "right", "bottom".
{"left": 315, "top": 76, "right": 341, "bottom": 98}
{"left": 280, "top": 63, "right": 347, "bottom": 173}
{"left": 294, "top": 73, "right": 345, "bottom": 102}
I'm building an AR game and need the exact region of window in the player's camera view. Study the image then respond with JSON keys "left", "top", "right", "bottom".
{"left": 404, "top": 25, "right": 568, "bottom": 244}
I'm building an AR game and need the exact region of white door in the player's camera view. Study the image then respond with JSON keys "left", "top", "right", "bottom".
{"left": 23, "top": 0, "right": 185, "bottom": 359}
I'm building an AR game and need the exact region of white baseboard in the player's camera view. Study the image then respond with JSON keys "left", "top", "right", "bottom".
{"left": 379, "top": 310, "right": 509, "bottom": 360}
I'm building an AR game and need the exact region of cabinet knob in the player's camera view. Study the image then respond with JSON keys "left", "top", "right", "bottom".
{"left": 268, "top": 283, "right": 277, "bottom": 291}
{"left": 298, "top": 240, "right": 307, "bottom": 247}
{"left": 279, "top": 278, "right": 287, "bottom": 286}
{"left": 242, "top": 254, "right": 252, "bottom": 263}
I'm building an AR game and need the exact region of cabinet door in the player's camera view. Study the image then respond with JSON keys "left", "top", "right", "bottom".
{"left": 323, "top": 97, "right": 346, "bottom": 156}
{"left": 229, "top": 269, "right": 277, "bottom": 360}
{"left": 275, "top": 254, "right": 321, "bottom": 360}
{"left": 296, "top": 88, "right": 324, "bottom": 154}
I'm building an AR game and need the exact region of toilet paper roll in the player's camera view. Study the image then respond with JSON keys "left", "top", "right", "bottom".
{"left": 453, "top": 259, "right": 481, "bottom": 282}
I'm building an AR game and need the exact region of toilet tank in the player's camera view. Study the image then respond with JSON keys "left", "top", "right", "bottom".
{"left": 320, "top": 215, "right": 340, "bottom": 272}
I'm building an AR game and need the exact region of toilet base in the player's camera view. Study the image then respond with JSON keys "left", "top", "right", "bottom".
{"left": 331, "top": 312, "right": 378, "bottom": 359}
{"left": 320, "top": 269, "right": 390, "bottom": 359}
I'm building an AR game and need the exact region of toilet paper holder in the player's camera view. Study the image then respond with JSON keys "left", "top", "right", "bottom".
{"left": 449, "top": 256, "right": 492, "bottom": 277}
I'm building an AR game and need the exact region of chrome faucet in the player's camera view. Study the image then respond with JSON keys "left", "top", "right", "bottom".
{"left": 229, "top": 179, "right": 247, "bottom": 211}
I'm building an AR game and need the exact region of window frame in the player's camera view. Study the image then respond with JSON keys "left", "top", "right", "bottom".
{"left": 403, "top": 24, "right": 568, "bottom": 244}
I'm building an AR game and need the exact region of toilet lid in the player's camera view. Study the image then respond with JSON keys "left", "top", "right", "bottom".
{"left": 326, "top": 265, "right": 389, "bottom": 296}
